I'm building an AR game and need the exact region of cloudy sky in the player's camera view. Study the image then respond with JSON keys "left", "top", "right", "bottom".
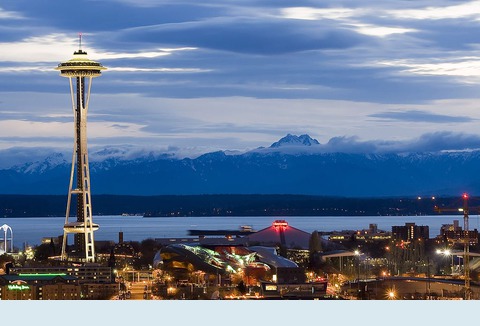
{"left": 2, "top": 0, "right": 480, "bottom": 164}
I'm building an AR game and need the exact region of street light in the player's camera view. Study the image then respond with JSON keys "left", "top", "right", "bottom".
{"left": 354, "top": 250, "right": 361, "bottom": 296}
{"left": 437, "top": 249, "right": 454, "bottom": 275}
{"left": 113, "top": 269, "right": 123, "bottom": 299}
{"left": 386, "top": 287, "right": 397, "bottom": 300}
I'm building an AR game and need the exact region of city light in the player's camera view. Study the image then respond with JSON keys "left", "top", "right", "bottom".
{"left": 4, "top": 197, "right": 479, "bottom": 301}
{"left": 437, "top": 248, "right": 455, "bottom": 275}
{"left": 386, "top": 287, "right": 397, "bottom": 300}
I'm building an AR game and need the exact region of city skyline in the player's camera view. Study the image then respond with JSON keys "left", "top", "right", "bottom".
{"left": 4, "top": 0, "right": 480, "bottom": 310}
{"left": 2, "top": 1, "right": 480, "bottom": 163}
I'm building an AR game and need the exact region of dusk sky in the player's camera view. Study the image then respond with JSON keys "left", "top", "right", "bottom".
{"left": 2, "top": 0, "right": 480, "bottom": 165}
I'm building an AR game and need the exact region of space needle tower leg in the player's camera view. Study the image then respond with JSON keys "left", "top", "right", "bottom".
{"left": 56, "top": 36, "right": 105, "bottom": 263}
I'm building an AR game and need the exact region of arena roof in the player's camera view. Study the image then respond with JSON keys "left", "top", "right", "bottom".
{"left": 246, "top": 220, "right": 311, "bottom": 249}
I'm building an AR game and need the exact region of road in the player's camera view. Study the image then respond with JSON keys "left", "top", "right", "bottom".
{"left": 127, "top": 281, "right": 153, "bottom": 300}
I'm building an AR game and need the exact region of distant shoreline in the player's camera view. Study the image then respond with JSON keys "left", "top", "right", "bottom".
{"left": 0, "top": 194, "right": 472, "bottom": 218}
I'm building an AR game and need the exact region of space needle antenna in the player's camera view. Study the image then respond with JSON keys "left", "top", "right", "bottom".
{"left": 79, "top": 32, "right": 82, "bottom": 51}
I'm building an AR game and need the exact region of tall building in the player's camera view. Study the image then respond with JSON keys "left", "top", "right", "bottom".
{"left": 392, "top": 222, "right": 429, "bottom": 241}
{"left": 55, "top": 37, "right": 106, "bottom": 262}
{"left": 439, "top": 220, "right": 479, "bottom": 244}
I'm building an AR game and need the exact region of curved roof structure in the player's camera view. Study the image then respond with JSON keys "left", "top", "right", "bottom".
{"left": 153, "top": 243, "right": 298, "bottom": 275}
{"left": 247, "top": 220, "right": 311, "bottom": 249}
{"left": 154, "top": 244, "right": 256, "bottom": 275}
{"left": 248, "top": 246, "right": 298, "bottom": 268}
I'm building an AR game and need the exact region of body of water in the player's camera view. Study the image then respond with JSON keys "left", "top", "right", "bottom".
{"left": 1, "top": 214, "right": 479, "bottom": 248}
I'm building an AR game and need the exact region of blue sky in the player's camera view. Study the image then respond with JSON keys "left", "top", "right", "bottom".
{"left": 2, "top": 0, "right": 480, "bottom": 165}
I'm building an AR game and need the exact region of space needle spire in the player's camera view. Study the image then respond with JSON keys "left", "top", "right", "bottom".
{"left": 55, "top": 36, "right": 106, "bottom": 262}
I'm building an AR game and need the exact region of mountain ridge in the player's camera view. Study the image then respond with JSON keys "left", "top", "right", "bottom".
{"left": 270, "top": 134, "right": 320, "bottom": 148}
{"left": 2, "top": 134, "right": 480, "bottom": 197}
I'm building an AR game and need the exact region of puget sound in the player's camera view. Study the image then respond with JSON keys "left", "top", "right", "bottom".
{"left": 2, "top": 214, "right": 478, "bottom": 248}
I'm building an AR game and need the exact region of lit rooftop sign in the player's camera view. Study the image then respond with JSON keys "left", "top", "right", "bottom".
{"left": 8, "top": 284, "right": 30, "bottom": 291}
{"left": 273, "top": 220, "right": 288, "bottom": 231}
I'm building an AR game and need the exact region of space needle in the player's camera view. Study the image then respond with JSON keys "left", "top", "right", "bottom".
{"left": 55, "top": 35, "right": 106, "bottom": 262}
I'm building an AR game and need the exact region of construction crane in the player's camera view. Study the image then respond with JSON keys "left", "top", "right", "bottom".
{"left": 434, "top": 193, "right": 478, "bottom": 300}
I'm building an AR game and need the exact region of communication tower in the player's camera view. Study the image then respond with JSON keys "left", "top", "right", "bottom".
{"left": 55, "top": 35, "right": 106, "bottom": 262}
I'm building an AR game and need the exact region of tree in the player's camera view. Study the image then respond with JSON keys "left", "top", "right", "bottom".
{"left": 108, "top": 248, "right": 116, "bottom": 269}
{"left": 309, "top": 231, "right": 322, "bottom": 269}
{"left": 278, "top": 244, "right": 288, "bottom": 258}
{"left": 49, "top": 238, "right": 56, "bottom": 255}
{"left": 0, "top": 253, "right": 14, "bottom": 272}
{"left": 134, "top": 238, "right": 160, "bottom": 269}
{"left": 34, "top": 243, "right": 55, "bottom": 261}
{"left": 236, "top": 280, "right": 247, "bottom": 294}
{"left": 309, "top": 231, "right": 322, "bottom": 252}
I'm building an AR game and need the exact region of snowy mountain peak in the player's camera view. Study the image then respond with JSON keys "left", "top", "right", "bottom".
{"left": 15, "top": 152, "right": 68, "bottom": 174}
{"left": 270, "top": 134, "right": 320, "bottom": 148}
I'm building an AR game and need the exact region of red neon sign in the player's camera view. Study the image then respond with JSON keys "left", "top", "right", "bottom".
{"left": 272, "top": 220, "right": 288, "bottom": 231}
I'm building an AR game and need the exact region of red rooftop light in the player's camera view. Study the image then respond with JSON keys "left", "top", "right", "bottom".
{"left": 273, "top": 220, "right": 288, "bottom": 231}
{"left": 463, "top": 193, "right": 469, "bottom": 199}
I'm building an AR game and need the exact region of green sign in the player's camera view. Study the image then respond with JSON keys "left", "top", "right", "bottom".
{"left": 8, "top": 284, "right": 30, "bottom": 291}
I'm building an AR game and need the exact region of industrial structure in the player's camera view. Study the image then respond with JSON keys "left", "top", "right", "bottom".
{"left": 434, "top": 193, "right": 479, "bottom": 299}
{"left": 55, "top": 36, "right": 106, "bottom": 262}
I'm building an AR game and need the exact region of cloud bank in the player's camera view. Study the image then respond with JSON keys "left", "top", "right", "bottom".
{"left": 2, "top": 1, "right": 480, "bottom": 163}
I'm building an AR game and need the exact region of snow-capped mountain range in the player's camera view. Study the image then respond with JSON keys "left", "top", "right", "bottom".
{"left": 2, "top": 134, "right": 480, "bottom": 197}
{"left": 270, "top": 134, "right": 320, "bottom": 148}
